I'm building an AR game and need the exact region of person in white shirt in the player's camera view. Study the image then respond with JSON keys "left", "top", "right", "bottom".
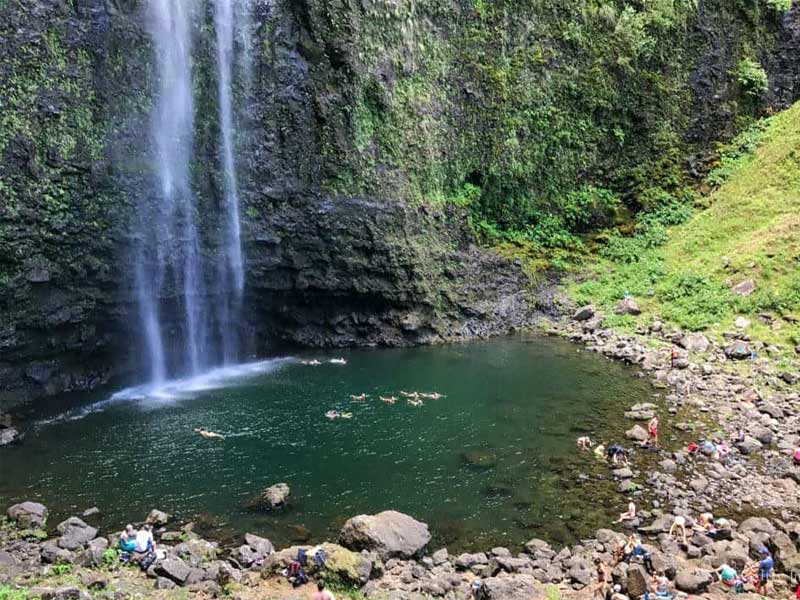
{"left": 134, "top": 523, "right": 155, "bottom": 553}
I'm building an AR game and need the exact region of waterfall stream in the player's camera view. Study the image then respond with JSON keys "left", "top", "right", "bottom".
{"left": 132, "top": 0, "right": 250, "bottom": 389}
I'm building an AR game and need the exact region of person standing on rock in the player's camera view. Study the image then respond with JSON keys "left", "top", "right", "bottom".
{"left": 312, "top": 580, "right": 335, "bottom": 600}
{"left": 754, "top": 548, "right": 774, "bottom": 595}
{"left": 647, "top": 416, "right": 659, "bottom": 448}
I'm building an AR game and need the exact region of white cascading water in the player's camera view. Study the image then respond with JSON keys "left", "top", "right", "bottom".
{"left": 214, "top": 0, "right": 246, "bottom": 364}
{"left": 130, "top": 0, "right": 253, "bottom": 395}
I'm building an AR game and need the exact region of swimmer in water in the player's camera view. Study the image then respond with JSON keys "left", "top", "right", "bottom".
{"left": 301, "top": 359, "right": 322, "bottom": 366}
{"left": 419, "top": 392, "right": 445, "bottom": 400}
{"left": 350, "top": 394, "right": 368, "bottom": 401}
{"left": 194, "top": 427, "right": 225, "bottom": 441}
{"left": 325, "top": 410, "right": 340, "bottom": 420}
{"left": 380, "top": 396, "right": 397, "bottom": 404}
{"left": 400, "top": 391, "right": 420, "bottom": 399}
{"left": 407, "top": 398, "right": 424, "bottom": 407}
{"left": 330, "top": 358, "right": 347, "bottom": 365}
{"left": 577, "top": 436, "right": 593, "bottom": 450}
{"left": 340, "top": 412, "right": 353, "bottom": 419}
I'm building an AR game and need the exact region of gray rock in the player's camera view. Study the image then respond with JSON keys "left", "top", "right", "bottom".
{"left": 725, "top": 341, "right": 752, "bottom": 360}
{"left": 156, "top": 557, "right": 191, "bottom": 585}
{"left": 626, "top": 425, "right": 648, "bottom": 442}
{"left": 476, "top": 574, "right": 542, "bottom": 600}
{"left": 683, "top": 334, "right": 710, "bottom": 353}
{"left": 616, "top": 297, "right": 641, "bottom": 316}
{"left": 735, "top": 436, "right": 763, "bottom": 455}
{"left": 41, "top": 542, "right": 75, "bottom": 564}
{"left": 568, "top": 560, "right": 593, "bottom": 586}
{"left": 56, "top": 517, "right": 98, "bottom": 550}
{"left": 675, "top": 568, "right": 713, "bottom": 593}
{"left": 155, "top": 577, "right": 176, "bottom": 590}
{"left": 739, "top": 517, "right": 776, "bottom": 536}
{"left": 432, "top": 548, "right": 449, "bottom": 565}
{"left": 573, "top": 305, "right": 596, "bottom": 321}
{"left": 146, "top": 509, "right": 169, "bottom": 525}
{"left": 339, "top": 510, "right": 431, "bottom": 559}
{"left": 759, "top": 403, "right": 785, "bottom": 419}
{"left": 244, "top": 533, "right": 274, "bottom": 556}
{"left": 613, "top": 467, "right": 634, "bottom": 479}
{"left": 7, "top": 501, "right": 48, "bottom": 528}
{"left": 81, "top": 507, "right": 100, "bottom": 518}
{"left": 732, "top": 279, "right": 756, "bottom": 297}
{"left": 659, "top": 459, "right": 677, "bottom": 474}
{"left": 626, "top": 563, "right": 649, "bottom": 597}
{"left": 455, "top": 552, "right": 488, "bottom": 570}
{"left": 36, "top": 586, "right": 91, "bottom": 600}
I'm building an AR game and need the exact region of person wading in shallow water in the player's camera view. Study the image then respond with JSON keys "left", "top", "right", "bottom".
{"left": 311, "top": 580, "right": 335, "bottom": 600}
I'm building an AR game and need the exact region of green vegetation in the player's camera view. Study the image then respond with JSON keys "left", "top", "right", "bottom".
{"left": 570, "top": 101, "right": 800, "bottom": 349}
{"left": 0, "top": 586, "right": 30, "bottom": 600}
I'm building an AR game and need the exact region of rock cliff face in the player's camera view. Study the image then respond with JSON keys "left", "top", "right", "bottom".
{"left": 1, "top": 0, "right": 799, "bottom": 406}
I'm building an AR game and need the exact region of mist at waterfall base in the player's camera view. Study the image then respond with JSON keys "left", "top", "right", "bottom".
{"left": 0, "top": 337, "right": 662, "bottom": 551}
{"left": 133, "top": 0, "right": 248, "bottom": 384}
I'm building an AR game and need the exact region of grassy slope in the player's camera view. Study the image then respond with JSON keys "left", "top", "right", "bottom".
{"left": 571, "top": 101, "right": 800, "bottom": 351}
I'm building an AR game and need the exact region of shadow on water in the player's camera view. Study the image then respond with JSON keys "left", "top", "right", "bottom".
{"left": 0, "top": 334, "right": 666, "bottom": 552}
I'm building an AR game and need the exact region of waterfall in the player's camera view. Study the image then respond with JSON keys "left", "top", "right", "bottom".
{"left": 133, "top": 0, "right": 250, "bottom": 384}
{"left": 214, "top": 0, "right": 246, "bottom": 365}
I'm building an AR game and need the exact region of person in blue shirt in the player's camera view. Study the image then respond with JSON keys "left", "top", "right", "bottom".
{"left": 755, "top": 547, "right": 774, "bottom": 595}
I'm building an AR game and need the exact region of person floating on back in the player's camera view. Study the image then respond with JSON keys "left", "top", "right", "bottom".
{"left": 577, "top": 436, "right": 593, "bottom": 450}
{"left": 195, "top": 427, "right": 225, "bottom": 441}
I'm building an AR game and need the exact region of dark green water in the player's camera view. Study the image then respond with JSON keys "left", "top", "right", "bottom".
{"left": 0, "top": 336, "right": 660, "bottom": 551}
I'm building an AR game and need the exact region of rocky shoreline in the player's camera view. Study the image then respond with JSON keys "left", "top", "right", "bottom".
{"left": 1, "top": 307, "right": 799, "bottom": 599}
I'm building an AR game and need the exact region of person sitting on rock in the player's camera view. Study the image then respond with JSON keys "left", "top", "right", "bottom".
{"left": 623, "top": 535, "right": 654, "bottom": 573}
{"left": 614, "top": 501, "right": 636, "bottom": 524}
{"left": 717, "top": 563, "right": 737, "bottom": 587}
{"left": 651, "top": 570, "right": 672, "bottom": 599}
{"left": 668, "top": 515, "right": 687, "bottom": 544}
{"left": 594, "top": 441, "right": 607, "bottom": 459}
{"left": 695, "top": 512, "right": 714, "bottom": 533}
{"left": 607, "top": 443, "right": 628, "bottom": 466}
{"left": 134, "top": 523, "right": 155, "bottom": 554}
{"left": 610, "top": 584, "right": 629, "bottom": 600}
{"left": 118, "top": 525, "right": 137, "bottom": 557}
{"left": 311, "top": 579, "right": 334, "bottom": 600}
{"left": 195, "top": 427, "right": 225, "bottom": 441}
{"left": 577, "top": 436, "right": 593, "bottom": 450}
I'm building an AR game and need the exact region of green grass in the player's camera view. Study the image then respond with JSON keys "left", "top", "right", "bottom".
{"left": 570, "top": 100, "right": 800, "bottom": 350}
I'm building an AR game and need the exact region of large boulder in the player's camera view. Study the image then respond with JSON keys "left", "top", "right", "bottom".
{"left": 244, "top": 533, "right": 274, "bottom": 556}
{"left": 626, "top": 564, "right": 649, "bottom": 597}
{"left": 616, "top": 297, "right": 641, "bottom": 316}
{"left": 7, "top": 501, "right": 48, "bottom": 528}
{"left": 260, "top": 483, "right": 290, "bottom": 509}
{"left": 675, "top": 568, "right": 713, "bottom": 593}
{"left": 56, "top": 517, "right": 97, "bottom": 550}
{"left": 315, "top": 543, "right": 373, "bottom": 585}
{"left": 339, "top": 511, "right": 430, "bottom": 559}
{"left": 626, "top": 425, "right": 649, "bottom": 442}
{"left": 739, "top": 517, "right": 776, "bottom": 537}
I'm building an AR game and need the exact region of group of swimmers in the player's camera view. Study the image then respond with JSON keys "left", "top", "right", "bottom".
{"left": 326, "top": 391, "right": 444, "bottom": 419}
{"left": 577, "top": 416, "right": 659, "bottom": 462}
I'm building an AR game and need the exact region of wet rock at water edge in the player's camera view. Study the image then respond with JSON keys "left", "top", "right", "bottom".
{"left": 0, "top": 428, "right": 20, "bottom": 446}
{"left": 461, "top": 449, "right": 498, "bottom": 470}
{"left": 339, "top": 510, "right": 431, "bottom": 559}
{"left": 146, "top": 509, "right": 170, "bottom": 526}
{"left": 7, "top": 501, "right": 48, "bottom": 528}
{"left": 57, "top": 517, "right": 98, "bottom": 550}
{"left": 255, "top": 483, "right": 290, "bottom": 510}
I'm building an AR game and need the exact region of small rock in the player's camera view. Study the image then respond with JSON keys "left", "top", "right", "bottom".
{"left": 735, "top": 317, "right": 751, "bottom": 329}
{"left": 732, "top": 279, "right": 756, "bottom": 297}
{"left": 725, "top": 341, "right": 752, "bottom": 360}
{"left": 573, "top": 305, "right": 596, "bottom": 321}
{"left": 616, "top": 297, "right": 641, "bottom": 316}
{"left": 0, "top": 428, "right": 20, "bottom": 446}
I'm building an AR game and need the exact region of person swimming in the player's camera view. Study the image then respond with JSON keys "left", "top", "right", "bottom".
{"left": 350, "top": 394, "right": 368, "bottom": 401}
{"left": 194, "top": 427, "right": 225, "bottom": 441}
{"left": 301, "top": 359, "right": 322, "bottom": 366}
{"left": 577, "top": 436, "right": 593, "bottom": 450}
{"left": 400, "top": 391, "right": 419, "bottom": 399}
{"left": 330, "top": 358, "right": 347, "bottom": 365}
{"left": 407, "top": 398, "right": 424, "bottom": 407}
{"left": 419, "top": 392, "right": 444, "bottom": 400}
{"left": 380, "top": 396, "right": 397, "bottom": 404}
{"left": 325, "top": 410, "right": 340, "bottom": 420}
{"left": 340, "top": 412, "right": 353, "bottom": 419}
